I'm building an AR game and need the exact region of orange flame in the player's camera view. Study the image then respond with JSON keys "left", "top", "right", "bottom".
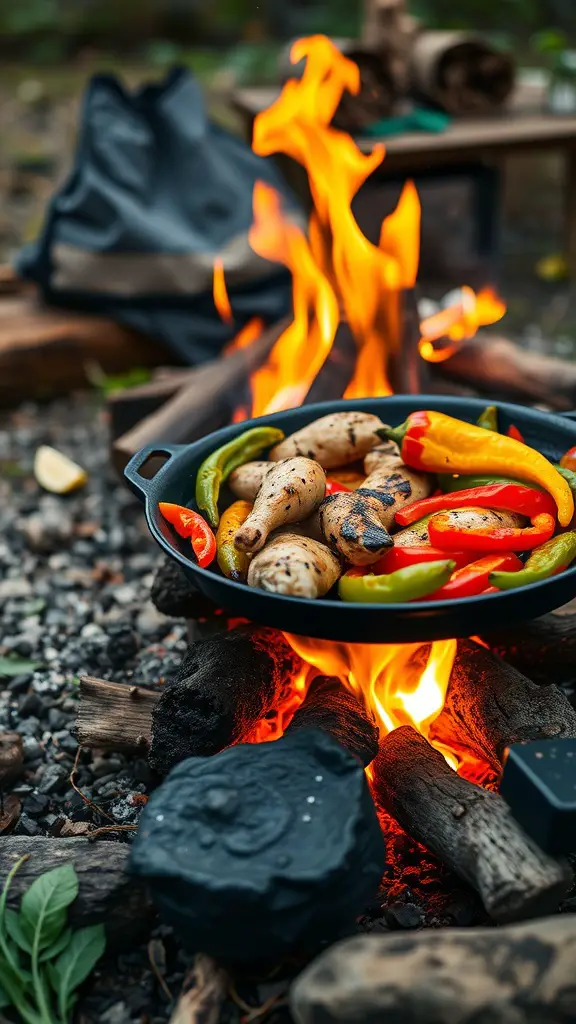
{"left": 213, "top": 258, "right": 233, "bottom": 325}
{"left": 284, "top": 634, "right": 459, "bottom": 769}
{"left": 419, "top": 286, "right": 506, "bottom": 363}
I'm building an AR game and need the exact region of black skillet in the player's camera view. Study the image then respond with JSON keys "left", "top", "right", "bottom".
{"left": 124, "top": 396, "right": 576, "bottom": 644}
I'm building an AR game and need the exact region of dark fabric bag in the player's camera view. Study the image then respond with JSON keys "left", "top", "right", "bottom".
{"left": 16, "top": 68, "right": 301, "bottom": 364}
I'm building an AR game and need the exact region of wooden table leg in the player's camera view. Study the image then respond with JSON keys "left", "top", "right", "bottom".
{"left": 564, "top": 144, "right": 576, "bottom": 280}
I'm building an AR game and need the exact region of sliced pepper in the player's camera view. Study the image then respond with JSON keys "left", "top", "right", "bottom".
{"left": 507, "top": 424, "right": 525, "bottom": 443}
{"left": 428, "top": 508, "right": 556, "bottom": 553}
{"left": 422, "top": 553, "right": 523, "bottom": 601}
{"left": 325, "top": 478, "right": 352, "bottom": 496}
{"left": 560, "top": 446, "right": 576, "bottom": 472}
{"left": 159, "top": 502, "right": 216, "bottom": 568}
{"left": 380, "top": 411, "right": 574, "bottom": 527}
{"left": 196, "top": 426, "right": 284, "bottom": 527}
{"left": 439, "top": 472, "right": 541, "bottom": 493}
{"left": 489, "top": 531, "right": 576, "bottom": 590}
{"left": 476, "top": 405, "right": 499, "bottom": 431}
{"left": 374, "top": 544, "right": 480, "bottom": 573}
{"left": 338, "top": 559, "right": 456, "bottom": 604}
{"left": 394, "top": 482, "right": 556, "bottom": 528}
{"left": 216, "top": 500, "right": 252, "bottom": 580}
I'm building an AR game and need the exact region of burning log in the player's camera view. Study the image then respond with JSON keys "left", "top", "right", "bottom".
{"left": 76, "top": 677, "right": 159, "bottom": 752}
{"left": 291, "top": 916, "right": 576, "bottom": 1024}
{"left": 0, "top": 838, "right": 151, "bottom": 944}
{"left": 433, "top": 333, "right": 576, "bottom": 411}
{"left": 372, "top": 726, "right": 571, "bottom": 922}
{"left": 148, "top": 626, "right": 302, "bottom": 775}
{"left": 430, "top": 640, "right": 576, "bottom": 773}
{"left": 130, "top": 729, "right": 385, "bottom": 963}
{"left": 482, "top": 601, "right": 576, "bottom": 686}
{"left": 410, "top": 31, "right": 515, "bottom": 116}
{"left": 288, "top": 675, "right": 379, "bottom": 767}
{"left": 112, "top": 316, "right": 290, "bottom": 474}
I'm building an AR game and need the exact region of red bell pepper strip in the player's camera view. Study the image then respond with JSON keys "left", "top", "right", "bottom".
{"left": 428, "top": 510, "right": 556, "bottom": 553}
{"left": 394, "top": 482, "right": 556, "bottom": 528}
{"left": 374, "top": 545, "right": 480, "bottom": 574}
{"left": 421, "top": 553, "right": 523, "bottom": 601}
{"left": 560, "top": 445, "right": 576, "bottom": 472}
{"left": 324, "top": 479, "right": 352, "bottom": 496}
{"left": 159, "top": 502, "right": 217, "bottom": 568}
{"left": 507, "top": 424, "right": 525, "bottom": 443}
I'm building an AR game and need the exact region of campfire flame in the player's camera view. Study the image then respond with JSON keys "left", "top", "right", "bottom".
{"left": 419, "top": 286, "right": 506, "bottom": 363}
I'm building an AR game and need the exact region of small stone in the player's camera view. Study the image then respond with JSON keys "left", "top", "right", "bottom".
{"left": 16, "top": 813, "right": 42, "bottom": 837}
{"left": 7, "top": 674, "right": 33, "bottom": 694}
{"left": 106, "top": 623, "right": 139, "bottom": 667}
{"left": 18, "top": 692, "right": 45, "bottom": 718}
{"left": 22, "top": 737, "right": 42, "bottom": 761}
{"left": 384, "top": 902, "right": 423, "bottom": 930}
{"left": 48, "top": 708, "right": 70, "bottom": 731}
{"left": 20, "top": 506, "right": 73, "bottom": 553}
{"left": 38, "top": 763, "right": 68, "bottom": 795}
{"left": 112, "top": 585, "right": 137, "bottom": 606}
{"left": 136, "top": 602, "right": 170, "bottom": 637}
{"left": 100, "top": 1002, "right": 129, "bottom": 1024}
{"left": 17, "top": 718, "right": 41, "bottom": 738}
{"left": 0, "top": 578, "right": 33, "bottom": 601}
{"left": 22, "top": 793, "right": 50, "bottom": 817}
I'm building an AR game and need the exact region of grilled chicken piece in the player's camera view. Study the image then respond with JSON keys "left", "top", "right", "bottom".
{"left": 394, "top": 507, "right": 526, "bottom": 547}
{"left": 269, "top": 412, "right": 385, "bottom": 469}
{"left": 228, "top": 461, "right": 272, "bottom": 501}
{"left": 247, "top": 534, "right": 341, "bottom": 598}
{"left": 319, "top": 490, "right": 395, "bottom": 565}
{"left": 363, "top": 440, "right": 400, "bottom": 475}
{"left": 361, "top": 459, "right": 435, "bottom": 531}
{"left": 272, "top": 510, "right": 324, "bottom": 544}
{"left": 234, "top": 457, "right": 326, "bottom": 554}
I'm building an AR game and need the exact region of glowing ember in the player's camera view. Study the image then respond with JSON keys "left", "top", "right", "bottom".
{"left": 284, "top": 634, "right": 458, "bottom": 768}
{"left": 419, "top": 286, "right": 506, "bottom": 363}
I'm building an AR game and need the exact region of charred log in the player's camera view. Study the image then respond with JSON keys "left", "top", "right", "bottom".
{"left": 288, "top": 675, "right": 379, "bottom": 767}
{"left": 372, "top": 726, "right": 571, "bottom": 922}
{"left": 0, "top": 838, "right": 151, "bottom": 944}
{"left": 291, "top": 917, "right": 576, "bottom": 1024}
{"left": 150, "top": 556, "right": 220, "bottom": 620}
{"left": 148, "top": 627, "right": 302, "bottom": 776}
{"left": 130, "top": 729, "right": 385, "bottom": 963}
{"left": 482, "top": 602, "right": 576, "bottom": 686}
{"left": 430, "top": 640, "right": 576, "bottom": 772}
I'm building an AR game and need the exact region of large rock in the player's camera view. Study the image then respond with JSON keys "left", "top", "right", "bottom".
{"left": 291, "top": 917, "right": 576, "bottom": 1024}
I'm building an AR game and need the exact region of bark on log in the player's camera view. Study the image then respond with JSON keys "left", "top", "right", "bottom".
{"left": 430, "top": 640, "right": 576, "bottom": 772}
{"left": 372, "top": 726, "right": 571, "bottom": 922}
{"left": 288, "top": 675, "right": 379, "bottom": 767}
{"left": 0, "top": 837, "right": 151, "bottom": 943}
{"left": 76, "top": 678, "right": 160, "bottom": 752}
{"left": 435, "top": 332, "right": 576, "bottom": 410}
{"left": 482, "top": 601, "right": 576, "bottom": 685}
{"left": 148, "top": 626, "right": 302, "bottom": 775}
{"left": 291, "top": 916, "right": 576, "bottom": 1024}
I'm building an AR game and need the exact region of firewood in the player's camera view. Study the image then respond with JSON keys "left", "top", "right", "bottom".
{"left": 430, "top": 640, "right": 576, "bottom": 772}
{"left": 148, "top": 626, "right": 302, "bottom": 775}
{"left": 112, "top": 317, "right": 290, "bottom": 475}
{"left": 288, "top": 675, "right": 379, "bottom": 766}
{"left": 372, "top": 726, "right": 571, "bottom": 922}
{"left": 482, "top": 601, "right": 576, "bottom": 685}
{"left": 0, "top": 837, "right": 152, "bottom": 944}
{"left": 169, "top": 956, "right": 229, "bottom": 1024}
{"left": 410, "top": 32, "right": 515, "bottom": 116}
{"left": 76, "top": 677, "right": 160, "bottom": 752}
{"left": 434, "top": 332, "right": 576, "bottom": 410}
{"left": 291, "top": 916, "right": 576, "bottom": 1024}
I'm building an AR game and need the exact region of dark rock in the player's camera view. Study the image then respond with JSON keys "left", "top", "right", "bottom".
{"left": 38, "top": 763, "right": 68, "bottom": 795}
{"left": 21, "top": 737, "right": 42, "bottom": 761}
{"left": 17, "top": 717, "right": 41, "bottom": 738}
{"left": 16, "top": 813, "right": 42, "bottom": 837}
{"left": 384, "top": 902, "right": 423, "bottom": 930}
{"left": 106, "top": 624, "right": 139, "bottom": 667}
{"left": 47, "top": 708, "right": 70, "bottom": 731}
{"left": 22, "top": 793, "right": 50, "bottom": 817}
{"left": 131, "top": 729, "right": 385, "bottom": 963}
{"left": 7, "top": 673, "right": 33, "bottom": 694}
{"left": 0, "top": 732, "right": 24, "bottom": 787}
{"left": 18, "top": 692, "right": 45, "bottom": 718}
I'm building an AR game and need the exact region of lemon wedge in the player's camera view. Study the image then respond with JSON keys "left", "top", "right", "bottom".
{"left": 34, "top": 446, "right": 88, "bottom": 494}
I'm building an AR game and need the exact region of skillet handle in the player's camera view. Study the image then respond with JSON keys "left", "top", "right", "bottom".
{"left": 124, "top": 445, "right": 186, "bottom": 504}
{"left": 560, "top": 412, "right": 576, "bottom": 422}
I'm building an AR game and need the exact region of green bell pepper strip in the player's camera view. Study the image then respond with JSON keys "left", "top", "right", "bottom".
{"left": 196, "top": 426, "right": 284, "bottom": 527}
{"left": 476, "top": 405, "right": 499, "bottom": 432}
{"left": 338, "top": 560, "right": 456, "bottom": 604}
{"left": 556, "top": 465, "right": 576, "bottom": 505}
{"left": 438, "top": 473, "right": 542, "bottom": 493}
{"left": 489, "top": 531, "right": 576, "bottom": 590}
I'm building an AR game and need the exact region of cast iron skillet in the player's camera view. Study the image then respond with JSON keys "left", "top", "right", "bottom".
{"left": 125, "top": 396, "right": 576, "bottom": 644}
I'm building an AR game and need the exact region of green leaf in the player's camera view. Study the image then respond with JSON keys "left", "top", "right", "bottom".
{"left": 0, "top": 982, "right": 9, "bottom": 1008}
{"left": 39, "top": 927, "right": 72, "bottom": 963}
{"left": 53, "top": 925, "right": 106, "bottom": 1020}
{"left": 5, "top": 908, "right": 32, "bottom": 953}
{"left": 21, "top": 865, "right": 78, "bottom": 952}
{"left": 0, "top": 656, "right": 41, "bottom": 677}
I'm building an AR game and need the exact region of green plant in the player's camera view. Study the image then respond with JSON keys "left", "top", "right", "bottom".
{"left": 0, "top": 858, "right": 106, "bottom": 1023}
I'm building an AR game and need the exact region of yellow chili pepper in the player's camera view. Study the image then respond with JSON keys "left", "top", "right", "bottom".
{"left": 380, "top": 411, "right": 574, "bottom": 528}
{"left": 216, "top": 501, "right": 252, "bottom": 580}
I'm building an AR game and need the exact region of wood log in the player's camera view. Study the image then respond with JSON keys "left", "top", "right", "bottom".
{"left": 0, "top": 295, "right": 168, "bottom": 406}
{"left": 291, "top": 916, "right": 576, "bottom": 1024}
{"left": 430, "top": 640, "right": 576, "bottom": 773}
{"left": 169, "top": 956, "right": 229, "bottom": 1024}
{"left": 112, "top": 317, "right": 290, "bottom": 475}
{"left": 372, "top": 726, "right": 571, "bottom": 922}
{"left": 0, "top": 837, "right": 151, "bottom": 944}
{"left": 410, "top": 31, "right": 515, "bottom": 116}
{"left": 482, "top": 600, "right": 576, "bottom": 685}
{"left": 288, "top": 675, "right": 379, "bottom": 767}
{"left": 434, "top": 332, "right": 576, "bottom": 410}
{"left": 148, "top": 626, "right": 302, "bottom": 775}
{"left": 76, "top": 677, "right": 160, "bottom": 752}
